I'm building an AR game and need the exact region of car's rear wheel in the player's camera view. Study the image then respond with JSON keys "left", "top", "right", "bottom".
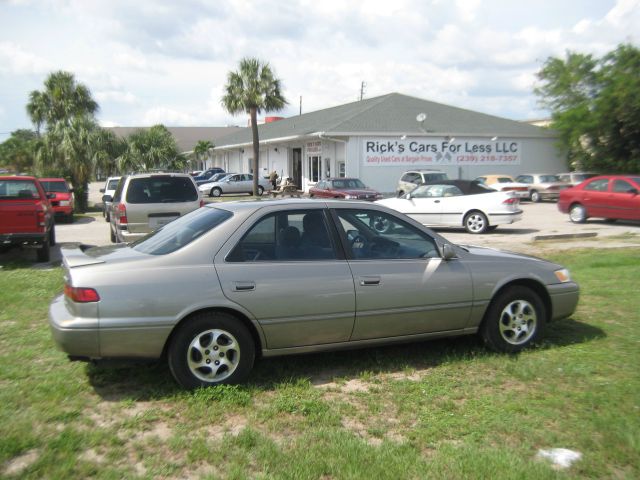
{"left": 530, "top": 190, "right": 541, "bottom": 202}
{"left": 569, "top": 203, "right": 587, "bottom": 223}
{"left": 168, "top": 312, "right": 255, "bottom": 389}
{"left": 110, "top": 226, "right": 116, "bottom": 243}
{"left": 210, "top": 187, "right": 222, "bottom": 197}
{"left": 464, "top": 211, "right": 489, "bottom": 234}
{"left": 49, "top": 224, "right": 56, "bottom": 246}
{"left": 36, "top": 234, "right": 51, "bottom": 263}
{"left": 257, "top": 186, "right": 264, "bottom": 196}
{"left": 481, "top": 286, "right": 546, "bottom": 353}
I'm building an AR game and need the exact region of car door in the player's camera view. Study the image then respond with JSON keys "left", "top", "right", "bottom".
{"left": 608, "top": 179, "right": 640, "bottom": 220}
{"left": 332, "top": 207, "right": 473, "bottom": 340}
{"left": 580, "top": 178, "right": 610, "bottom": 217}
{"left": 215, "top": 208, "right": 355, "bottom": 349}
{"left": 398, "top": 185, "right": 445, "bottom": 225}
{"left": 224, "top": 175, "right": 243, "bottom": 194}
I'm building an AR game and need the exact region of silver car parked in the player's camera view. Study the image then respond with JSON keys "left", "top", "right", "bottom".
{"left": 199, "top": 173, "right": 271, "bottom": 197}
{"left": 50, "top": 199, "right": 579, "bottom": 389}
{"left": 106, "top": 173, "right": 203, "bottom": 243}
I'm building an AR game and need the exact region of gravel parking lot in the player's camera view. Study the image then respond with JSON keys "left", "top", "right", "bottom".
{"left": 3, "top": 181, "right": 639, "bottom": 266}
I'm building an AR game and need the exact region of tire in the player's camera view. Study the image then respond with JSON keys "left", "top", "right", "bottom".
{"left": 110, "top": 226, "right": 117, "bottom": 243}
{"left": 257, "top": 186, "right": 264, "bottom": 196}
{"left": 105, "top": 212, "right": 110, "bottom": 222}
{"left": 487, "top": 225, "right": 498, "bottom": 232}
{"left": 530, "top": 190, "right": 541, "bottom": 203}
{"left": 480, "top": 286, "right": 546, "bottom": 353}
{"left": 168, "top": 312, "right": 255, "bottom": 389}
{"left": 49, "top": 224, "right": 56, "bottom": 246}
{"left": 464, "top": 211, "right": 489, "bottom": 234}
{"left": 210, "top": 187, "right": 222, "bottom": 198}
{"left": 37, "top": 236, "right": 50, "bottom": 263}
{"left": 569, "top": 203, "right": 587, "bottom": 224}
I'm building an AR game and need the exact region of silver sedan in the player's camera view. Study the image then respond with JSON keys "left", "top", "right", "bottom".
{"left": 49, "top": 199, "right": 579, "bottom": 389}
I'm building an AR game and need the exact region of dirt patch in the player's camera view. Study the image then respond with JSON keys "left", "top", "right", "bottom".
{"left": 2, "top": 449, "right": 39, "bottom": 477}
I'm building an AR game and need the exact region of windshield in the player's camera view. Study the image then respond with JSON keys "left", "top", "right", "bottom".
{"left": 107, "top": 178, "right": 120, "bottom": 190}
{"left": 40, "top": 180, "right": 69, "bottom": 193}
{"left": 331, "top": 179, "right": 366, "bottom": 189}
{"left": 0, "top": 179, "right": 38, "bottom": 198}
{"left": 496, "top": 177, "right": 514, "bottom": 183}
{"left": 131, "top": 206, "right": 233, "bottom": 255}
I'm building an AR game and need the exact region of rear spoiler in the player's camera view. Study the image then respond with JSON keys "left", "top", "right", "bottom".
{"left": 60, "top": 243, "right": 105, "bottom": 269}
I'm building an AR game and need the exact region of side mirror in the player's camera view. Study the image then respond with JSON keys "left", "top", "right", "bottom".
{"left": 628, "top": 188, "right": 638, "bottom": 195}
{"left": 102, "top": 194, "right": 113, "bottom": 203}
{"left": 441, "top": 244, "right": 457, "bottom": 260}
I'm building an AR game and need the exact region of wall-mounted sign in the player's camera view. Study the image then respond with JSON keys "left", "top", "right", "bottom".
{"left": 307, "top": 141, "right": 322, "bottom": 155}
{"left": 362, "top": 138, "right": 521, "bottom": 166}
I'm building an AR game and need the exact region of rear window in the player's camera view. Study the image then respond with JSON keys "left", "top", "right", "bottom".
{"left": 0, "top": 180, "right": 38, "bottom": 199}
{"left": 132, "top": 206, "right": 232, "bottom": 255}
{"left": 107, "top": 178, "right": 120, "bottom": 190}
{"left": 126, "top": 176, "right": 198, "bottom": 204}
{"left": 40, "top": 180, "right": 69, "bottom": 193}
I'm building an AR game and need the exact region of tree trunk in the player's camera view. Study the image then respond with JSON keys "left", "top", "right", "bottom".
{"left": 250, "top": 107, "right": 260, "bottom": 196}
{"left": 73, "top": 180, "right": 89, "bottom": 213}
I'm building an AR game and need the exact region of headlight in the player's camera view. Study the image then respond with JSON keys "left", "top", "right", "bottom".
{"left": 554, "top": 268, "right": 571, "bottom": 283}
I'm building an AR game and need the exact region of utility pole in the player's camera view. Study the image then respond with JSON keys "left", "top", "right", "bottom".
{"left": 299, "top": 96, "right": 302, "bottom": 115}
{"left": 360, "top": 81, "right": 366, "bottom": 101}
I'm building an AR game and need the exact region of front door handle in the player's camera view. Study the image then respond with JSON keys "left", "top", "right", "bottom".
{"left": 233, "top": 281, "right": 256, "bottom": 292}
{"left": 359, "top": 276, "right": 381, "bottom": 286}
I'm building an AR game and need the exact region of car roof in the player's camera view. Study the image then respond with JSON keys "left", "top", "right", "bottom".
{"left": 0, "top": 175, "right": 37, "bottom": 181}
{"left": 38, "top": 177, "right": 67, "bottom": 182}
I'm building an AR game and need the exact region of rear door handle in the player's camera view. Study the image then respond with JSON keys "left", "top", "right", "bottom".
{"left": 233, "top": 281, "right": 256, "bottom": 292}
{"left": 359, "top": 276, "right": 381, "bottom": 286}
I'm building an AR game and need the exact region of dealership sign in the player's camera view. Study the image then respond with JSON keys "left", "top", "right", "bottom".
{"left": 362, "top": 138, "right": 521, "bottom": 166}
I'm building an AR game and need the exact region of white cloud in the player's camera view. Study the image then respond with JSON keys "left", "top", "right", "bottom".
{"left": 0, "top": 42, "right": 52, "bottom": 74}
{"left": 95, "top": 90, "right": 137, "bottom": 104}
{"left": 142, "top": 107, "right": 201, "bottom": 126}
{"left": 605, "top": 0, "right": 640, "bottom": 27}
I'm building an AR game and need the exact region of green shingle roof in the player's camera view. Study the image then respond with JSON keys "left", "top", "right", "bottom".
{"left": 214, "top": 92, "right": 554, "bottom": 149}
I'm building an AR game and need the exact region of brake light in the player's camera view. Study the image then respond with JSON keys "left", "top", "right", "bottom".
{"left": 64, "top": 285, "right": 100, "bottom": 303}
{"left": 117, "top": 203, "right": 127, "bottom": 224}
{"left": 200, "top": 199, "right": 205, "bottom": 207}
{"left": 36, "top": 208, "right": 46, "bottom": 229}
{"left": 503, "top": 197, "right": 519, "bottom": 205}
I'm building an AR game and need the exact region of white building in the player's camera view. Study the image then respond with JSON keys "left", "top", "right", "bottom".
{"left": 214, "top": 93, "right": 565, "bottom": 193}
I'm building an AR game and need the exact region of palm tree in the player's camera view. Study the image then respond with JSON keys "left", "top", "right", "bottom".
{"left": 222, "top": 58, "right": 287, "bottom": 195}
{"left": 118, "top": 125, "right": 183, "bottom": 173}
{"left": 193, "top": 140, "right": 214, "bottom": 171}
{"left": 27, "top": 71, "right": 98, "bottom": 131}
{"left": 27, "top": 71, "right": 101, "bottom": 211}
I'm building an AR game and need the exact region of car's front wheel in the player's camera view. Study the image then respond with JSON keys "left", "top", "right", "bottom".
{"left": 257, "top": 186, "right": 264, "bottom": 196}
{"left": 168, "top": 312, "right": 255, "bottom": 389}
{"left": 464, "top": 211, "right": 489, "bottom": 234}
{"left": 530, "top": 190, "right": 541, "bottom": 202}
{"left": 481, "top": 286, "right": 546, "bottom": 353}
{"left": 210, "top": 187, "right": 222, "bottom": 198}
{"left": 569, "top": 203, "right": 587, "bottom": 223}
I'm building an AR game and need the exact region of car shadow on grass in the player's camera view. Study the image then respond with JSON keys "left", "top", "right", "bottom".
{"left": 84, "top": 317, "right": 604, "bottom": 400}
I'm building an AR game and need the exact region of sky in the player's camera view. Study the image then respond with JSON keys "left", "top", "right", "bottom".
{"left": 0, "top": 0, "right": 638, "bottom": 141}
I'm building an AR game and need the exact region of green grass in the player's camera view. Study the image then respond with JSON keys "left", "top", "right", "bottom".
{"left": 1, "top": 248, "right": 639, "bottom": 478}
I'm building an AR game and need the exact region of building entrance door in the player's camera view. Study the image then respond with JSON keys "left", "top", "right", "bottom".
{"left": 292, "top": 148, "right": 302, "bottom": 188}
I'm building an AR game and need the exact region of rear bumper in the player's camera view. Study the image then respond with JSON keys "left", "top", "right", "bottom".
{"left": 486, "top": 210, "right": 523, "bottom": 225}
{"left": 48, "top": 294, "right": 100, "bottom": 358}
{"left": 0, "top": 232, "right": 47, "bottom": 247}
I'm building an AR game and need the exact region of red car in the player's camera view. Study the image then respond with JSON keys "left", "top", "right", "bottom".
{"left": 309, "top": 178, "right": 382, "bottom": 201}
{"left": 558, "top": 174, "right": 640, "bottom": 223}
{"left": 39, "top": 178, "right": 74, "bottom": 223}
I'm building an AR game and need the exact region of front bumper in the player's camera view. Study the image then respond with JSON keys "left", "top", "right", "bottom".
{"left": 548, "top": 282, "right": 580, "bottom": 321}
{"left": 48, "top": 294, "right": 100, "bottom": 358}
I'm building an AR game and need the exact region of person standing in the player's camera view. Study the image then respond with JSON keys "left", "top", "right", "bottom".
{"left": 269, "top": 170, "right": 278, "bottom": 190}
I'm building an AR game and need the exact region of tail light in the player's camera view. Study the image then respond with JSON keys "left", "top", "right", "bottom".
{"left": 503, "top": 197, "right": 519, "bottom": 205}
{"left": 200, "top": 199, "right": 205, "bottom": 207}
{"left": 117, "top": 203, "right": 127, "bottom": 225}
{"left": 64, "top": 284, "right": 100, "bottom": 303}
{"left": 36, "top": 207, "right": 46, "bottom": 230}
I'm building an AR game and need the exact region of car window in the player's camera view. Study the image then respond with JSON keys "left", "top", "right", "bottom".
{"left": 540, "top": 175, "right": 560, "bottom": 182}
{"left": 227, "top": 209, "right": 337, "bottom": 262}
{"left": 125, "top": 176, "right": 198, "bottom": 204}
{"left": 0, "top": 179, "right": 38, "bottom": 198}
{"left": 112, "top": 176, "right": 126, "bottom": 201}
{"left": 497, "top": 177, "right": 513, "bottom": 183}
{"left": 107, "top": 178, "right": 120, "bottom": 190}
{"left": 40, "top": 181, "right": 69, "bottom": 193}
{"left": 515, "top": 175, "right": 532, "bottom": 183}
{"left": 335, "top": 209, "right": 439, "bottom": 260}
{"left": 613, "top": 179, "right": 635, "bottom": 193}
{"left": 131, "top": 207, "right": 232, "bottom": 255}
{"left": 584, "top": 178, "right": 609, "bottom": 192}
{"left": 475, "top": 177, "right": 487, "bottom": 184}
{"left": 401, "top": 173, "right": 417, "bottom": 183}
{"left": 423, "top": 173, "right": 447, "bottom": 182}
{"left": 316, "top": 181, "right": 326, "bottom": 189}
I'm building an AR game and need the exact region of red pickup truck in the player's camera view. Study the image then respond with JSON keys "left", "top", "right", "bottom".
{"left": 0, "top": 176, "right": 56, "bottom": 262}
